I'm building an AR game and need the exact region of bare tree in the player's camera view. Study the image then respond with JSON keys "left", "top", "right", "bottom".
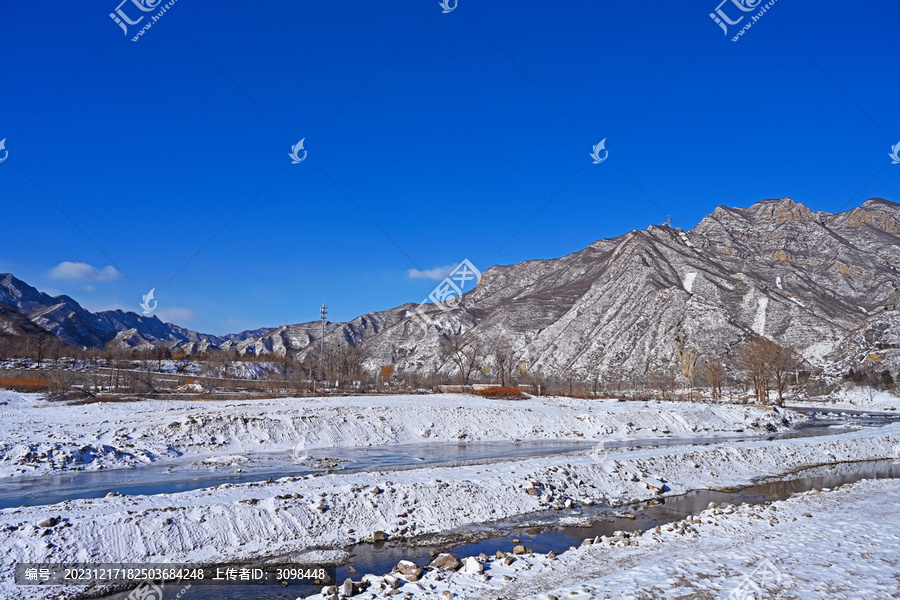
{"left": 558, "top": 370, "right": 582, "bottom": 397}
{"left": 648, "top": 367, "right": 677, "bottom": 400}
{"left": 698, "top": 357, "right": 726, "bottom": 402}
{"left": 205, "top": 350, "right": 233, "bottom": 380}
{"left": 736, "top": 338, "right": 797, "bottom": 406}
{"left": 32, "top": 332, "right": 52, "bottom": 366}
{"left": 323, "top": 344, "right": 366, "bottom": 384}
{"left": 152, "top": 341, "right": 171, "bottom": 372}
{"left": 737, "top": 339, "right": 771, "bottom": 404}
{"left": 135, "top": 358, "right": 159, "bottom": 394}
{"left": 492, "top": 341, "right": 516, "bottom": 386}
{"left": 770, "top": 344, "right": 800, "bottom": 406}
{"left": 275, "top": 350, "right": 295, "bottom": 386}
{"left": 441, "top": 332, "right": 485, "bottom": 385}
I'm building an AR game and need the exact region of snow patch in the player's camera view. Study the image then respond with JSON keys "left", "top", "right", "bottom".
{"left": 683, "top": 272, "right": 697, "bottom": 293}
{"left": 753, "top": 297, "right": 768, "bottom": 336}
{"left": 677, "top": 231, "right": 695, "bottom": 247}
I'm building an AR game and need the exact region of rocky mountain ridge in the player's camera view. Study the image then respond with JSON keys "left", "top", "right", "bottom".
{"left": 0, "top": 273, "right": 269, "bottom": 352}
{"left": 2, "top": 197, "right": 898, "bottom": 382}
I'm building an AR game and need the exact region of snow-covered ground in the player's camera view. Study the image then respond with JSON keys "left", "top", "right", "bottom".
{"left": 1, "top": 390, "right": 897, "bottom": 600}
{"left": 329, "top": 477, "right": 900, "bottom": 599}
{"left": 1, "top": 421, "right": 897, "bottom": 600}
{"left": 0, "top": 390, "right": 798, "bottom": 478}
{"left": 788, "top": 388, "right": 900, "bottom": 413}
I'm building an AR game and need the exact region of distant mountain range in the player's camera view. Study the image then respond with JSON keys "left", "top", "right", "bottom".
{"left": 3, "top": 197, "right": 899, "bottom": 381}
{"left": 0, "top": 273, "right": 269, "bottom": 352}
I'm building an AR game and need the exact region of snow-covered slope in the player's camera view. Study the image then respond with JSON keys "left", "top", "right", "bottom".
{"left": 0, "top": 390, "right": 795, "bottom": 477}
{"left": 254, "top": 197, "right": 900, "bottom": 383}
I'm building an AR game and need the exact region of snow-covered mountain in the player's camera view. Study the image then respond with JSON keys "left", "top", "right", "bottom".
{"left": 3, "top": 198, "right": 899, "bottom": 381}
{"left": 234, "top": 197, "right": 900, "bottom": 380}
{"left": 0, "top": 274, "right": 271, "bottom": 351}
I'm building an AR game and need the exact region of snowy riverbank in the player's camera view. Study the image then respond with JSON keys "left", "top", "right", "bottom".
{"left": 1, "top": 421, "right": 897, "bottom": 600}
{"left": 318, "top": 476, "right": 900, "bottom": 599}
{"left": 0, "top": 390, "right": 799, "bottom": 478}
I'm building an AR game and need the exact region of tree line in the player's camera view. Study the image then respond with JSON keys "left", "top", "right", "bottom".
{"left": 0, "top": 328, "right": 894, "bottom": 404}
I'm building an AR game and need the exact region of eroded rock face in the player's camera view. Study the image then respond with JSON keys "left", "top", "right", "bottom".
{"left": 11, "top": 197, "right": 896, "bottom": 381}
{"left": 306, "top": 196, "right": 898, "bottom": 381}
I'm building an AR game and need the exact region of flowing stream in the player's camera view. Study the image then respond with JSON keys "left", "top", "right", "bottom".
{"left": 11, "top": 409, "right": 897, "bottom": 600}
{"left": 93, "top": 458, "right": 900, "bottom": 600}
{"left": 2, "top": 409, "right": 887, "bottom": 511}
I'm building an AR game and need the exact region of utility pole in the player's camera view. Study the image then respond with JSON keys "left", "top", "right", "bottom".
{"left": 320, "top": 303, "right": 327, "bottom": 382}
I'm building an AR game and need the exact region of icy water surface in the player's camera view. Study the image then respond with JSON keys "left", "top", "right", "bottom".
{"left": 2, "top": 410, "right": 889, "bottom": 510}
{"left": 95, "top": 458, "right": 900, "bottom": 600}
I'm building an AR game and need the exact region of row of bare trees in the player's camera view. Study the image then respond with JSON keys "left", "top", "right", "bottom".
{"left": 0, "top": 326, "right": 818, "bottom": 405}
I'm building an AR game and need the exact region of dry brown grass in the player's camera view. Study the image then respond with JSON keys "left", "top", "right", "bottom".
{"left": 0, "top": 377, "right": 52, "bottom": 392}
{"left": 476, "top": 385, "right": 528, "bottom": 400}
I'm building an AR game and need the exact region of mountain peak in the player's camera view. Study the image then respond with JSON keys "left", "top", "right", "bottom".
{"left": 861, "top": 197, "right": 900, "bottom": 209}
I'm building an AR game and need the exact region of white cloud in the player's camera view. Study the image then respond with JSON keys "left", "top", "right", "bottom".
{"left": 156, "top": 307, "right": 196, "bottom": 324}
{"left": 50, "top": 261, "right": 122, "bottom": 282}
{"left": 407, "top": 264, "right": 458, "bottom": 280}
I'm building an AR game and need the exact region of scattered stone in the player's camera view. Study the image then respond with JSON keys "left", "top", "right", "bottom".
{"left": 395, "top": 560, "right": 423, "bottom": 582}
{"left": 502, "top": 555, "right": 516, "bottom": 566}
{"left": 513, "top": 544, "right": 528, "bottom": 555}
{"left": 430, "top": 553, "right": 462, "bottom": 571}
{"left": 340, "top": 578, "right": 354, "bottom": 597}
{"left": 642, "top": 476, "right": 665, "bottom": 494}
{"left": 37, "top": 517, "right": 59, "bottom": 528}
{"left": 370, "top": 530, "right": 387, "bottom": 542}
{"left": 803, "top": 512, "right": 813, "bottom": 518}
{"left": 461, "top": 557, "right": 483, "bottom": 574}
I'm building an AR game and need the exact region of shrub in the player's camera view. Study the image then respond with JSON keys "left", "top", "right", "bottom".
{"left": 0, "top": 377, "right": 52, "bottom": 392}
{"left": 476, "top": 386, "right": 527, "bottom": 400}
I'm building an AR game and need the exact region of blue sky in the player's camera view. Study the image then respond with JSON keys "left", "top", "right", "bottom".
{"left": 1, "top": 0, "right": 898, "bottom": 335}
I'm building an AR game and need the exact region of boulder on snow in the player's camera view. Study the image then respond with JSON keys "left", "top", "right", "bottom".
{"left": 394, "top": 560, "right": 423, "bottom": 581}
{"left": 461, "top": 557, "right": 483, "bottom": 574}
{"left": 642, "top": 476, "right": 666, "bottom": 494}
{"left": 430, "top": 553, "right": 463, "bottom": 571}
{"left": 37, "top": 517, "right": 60, "bottom": 528}
{"left": 340, "top": 578, "right": 354, "bottom": 597}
